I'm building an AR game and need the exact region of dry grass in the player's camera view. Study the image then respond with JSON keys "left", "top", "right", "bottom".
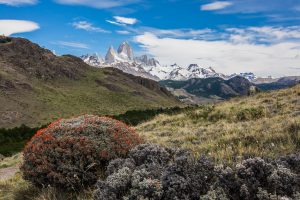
{"left": 137, "top": 84, "right": 300, "bottom": 163}
{"left": 0, "top": 153, "right": 22, "bottom": 169}
{"left": 0, "top": 155, "right": 93, "bottom": 200}
{"left": 0, "top": 172, "right": 93, "bottom": 200}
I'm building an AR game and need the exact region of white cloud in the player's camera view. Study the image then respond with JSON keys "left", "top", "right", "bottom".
{"left": 201, "top": 1, "right": 232, "bottom": 11}
{"left": 72, "top": 21, "right": 110, "bottom": 33}
{"left": 226, "top": 26, "right": 300, "bottom": 44}
{"left": 113, "top": 16, "right": 137, "bottom": 25}
{"left": 134, "top": 31, "right": 300, "bottom": 78}
{"left": 55, "top": 0, "right": 139, "bottom": 9}
{"left": 138, "top": 27, "right": 213, "bottom": 39}
{"left": 106, "top": 20, "right": 124, "bottom": 26}
{"left": 116, "top": 30, "right": 131, "bottom": 35}
{"left": 56, "top": 41, "right": 89, "bottom": 49}
{"left": 0, "top": 0, "right": 37, "bottom": 6}
{"left": 106, "top": 16, "right": 138, "bottom": 27}
{"left": 0, "top": 20, "right": 39, "bottom": 36}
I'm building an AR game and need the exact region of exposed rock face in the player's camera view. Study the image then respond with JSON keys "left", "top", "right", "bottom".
{"left": 105, "top": 46, "right": 119, "bottom": 64}
{"left": 0, "top": 37, "right": 87, "bottom": 80}
{"left": 117, "top": 41, "right": 134, "bottom": 61}
{"left": 81, "top": 53, "right": 103, "bottom": 67}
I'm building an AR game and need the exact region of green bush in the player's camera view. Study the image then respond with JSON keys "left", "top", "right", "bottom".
{"left": 185, "top": 106, "right": 214, "bottom": 121}
{"left": 21, "top": 115, "right": 142, "bottom": 190}
{"left": 236, "top": 107, "right": 264, "bottom": 121}
{"left": 0, "top": 124, "right": 44, "bottom": 156}
{"left": 113, "top": 106, "right": 195, "bottom": 126}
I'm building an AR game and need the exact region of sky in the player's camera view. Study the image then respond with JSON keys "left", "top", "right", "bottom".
{"left": 0, "top": 0, "right": 300, "bottom": 77}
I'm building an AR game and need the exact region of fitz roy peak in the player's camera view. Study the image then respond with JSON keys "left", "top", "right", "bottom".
{"left": 118, "top": 41, "right": 134, "bottom": 61}
{"left": 80, "top": 42, "right": 255, "bottom": 81}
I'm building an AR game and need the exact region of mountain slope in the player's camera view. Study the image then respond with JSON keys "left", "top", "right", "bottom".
{"left": 257, "top": 76, "right": 300, "bottom": 91}
{"left": 160, "top": 76, "right": 256, "bottom": 100}
{"left": 137, "top": 84, "right": 300, "bottom": 162}
{"left": 0, "top": 37, "right": 179, "bottom": 128}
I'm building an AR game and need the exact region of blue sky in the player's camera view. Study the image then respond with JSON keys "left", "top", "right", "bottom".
{"left": 0, "top": 0, "right": 300, "bottom": 77}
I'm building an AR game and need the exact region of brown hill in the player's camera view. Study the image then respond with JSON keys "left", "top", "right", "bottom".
{"left": 0, "top": 36, "right": 179, "bottom": 128}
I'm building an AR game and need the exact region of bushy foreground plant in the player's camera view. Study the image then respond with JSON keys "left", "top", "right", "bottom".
{"left": 94, "top": 144, "right": 300, "bottom": 200}
{"left": 21, "top": 115, "right": 142, "bottom": 189}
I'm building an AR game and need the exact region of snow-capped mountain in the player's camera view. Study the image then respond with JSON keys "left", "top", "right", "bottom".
{"left": 226, "top": 72, "right": 257, "bottom": 82}
{"left": 81, "top": 53, "right": 104, "bottom": 67}
{"left": 118, "top": 41, "right": 134, "bottom": 61}
{"left": 80, "top": 42, "right": 257, "bottom": 82}
{"left": 166, "top": 64, "right": 224, "bottom": 80}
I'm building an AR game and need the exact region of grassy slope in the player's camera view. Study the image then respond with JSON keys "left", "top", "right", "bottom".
{"left": 137, "top": 84, "right": 300, "bottom": 163}
{"left": 0, "top": 37, "right": 179, "bottom": 128}
{"left": 1, "top": 86, "right": 299, "bottom": 199}
{"left": 0, "top": 67, "right": 179, "bottom": 128}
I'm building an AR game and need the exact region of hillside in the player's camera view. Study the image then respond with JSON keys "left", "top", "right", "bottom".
{"left": 137, "top": 84, "right": 300, "bottom": 163}
{"left": 160, "top": 76, "right": 256, "bottom": 101}
{"left": 0, "top": 37, "right": 179, "bottom": 128}
{"left": 257, "top": 76, "right": 300, "bottom": 91}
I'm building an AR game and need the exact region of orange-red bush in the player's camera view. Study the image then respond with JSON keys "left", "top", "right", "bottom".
{"left": 21, "top": 115, "right": 142, "bottom": 189}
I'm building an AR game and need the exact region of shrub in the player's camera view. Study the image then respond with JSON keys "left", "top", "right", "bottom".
{"left": 21, "top": 115, "right": 142, "bottom": 189}
{"left": 236, "top": 157, "right": 275, "bottom": 198}
{"left": 236, "top": 107, "right": 264, "bottom": 121}
{"left": 94, "top": 144, "right": 300, "bottom": 200}
{"left": 94, "top": 144, "right": 216, "bottom": 200}
{"left": 200, "top": 187, "right": 229, "bottom": 200}
{"left": 161, "top": 156, "right": 215, "bottom": 199}
{"left": 277, "top": 154, "right": 300, "bottom": 174}
{"left": 129, "top": 143, "right": 173, "bottom": 166}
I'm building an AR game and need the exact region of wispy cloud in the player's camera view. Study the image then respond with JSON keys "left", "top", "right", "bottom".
{"left": 54, "top": 0, "right": 140, "bottom": 9}
{"left": 137, "top": 26, "right": 300, "bottom": 44}
{"left": 201, "top": 1, "right": 232, "bottom": 11}
{"left": 72, "top": 21, "right": 110, "bottom": 33}
{"left": 113, "top": 16, "right": 137, "bottom": 25}
{"left": 138, "top": 27, "right": 213, "bottom": 39}
{"left": 0, "top": 20, "right": 39, "bottom": 36}
{"left": 116, "top": 30, "right": 131, "bottom": 35}
{"left": 0, "top": 0, "right": 37, "bottom": 6}
{"left": 134, "top": 26, "right": 300, "bottom": 77}
{"left": 106, "top": 20, "right": 124, "bottom": 26}
{"left": 107, "top": 16, "right": 138, "bottom": 26}
{"left": 213, "top": 0, "right": 299, "bottom": 14}
{"left": 226, "top": 26, "right": 300, "bottom": 44}
{"left": 56, "top": 41, "right": 90, "bottom": 49}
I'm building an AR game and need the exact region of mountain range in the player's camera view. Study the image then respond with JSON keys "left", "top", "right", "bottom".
{"left": 81, "top": 42, "right": 234, "bottom": 81}
{"left": 81, "top": 42, "right": 299, "bottom": 103}
{"left": 82, "top": 42, "right": 297, "bottom": 84}
{"left": 0, "top": 36, "right": 179, "bottom": 128}
{"left": 160, "top": 76, "right": 258, "bottom": 103}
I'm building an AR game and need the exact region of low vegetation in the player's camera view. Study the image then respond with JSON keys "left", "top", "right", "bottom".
{"left": 113, "top": 106, "right": 196, "bottom": 126}
{"left": 21, "top": 115, "right": 142, "bottom": 189}
{"left": 0, "top": 85, "right": 299, "bottom": 199}
{"left": 137, "top": 84, "right": 300, "bottom": 163}
{"left": 0, "top": 106, "right": 194, "bottom": 156}
{"left": 0, "top": 125, "right": 45, "bottom": 156}
{"left": 95, "top": 144, "right": 300, "bottom": 200}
